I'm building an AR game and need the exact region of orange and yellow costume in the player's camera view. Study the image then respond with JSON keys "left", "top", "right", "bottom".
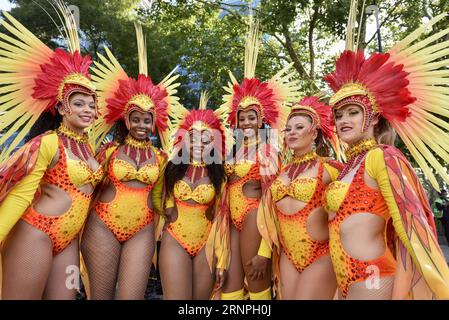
{"left": 0, "top": 5, "right": 98, "bottom": 252}
{"left": 225, "top": 157, "right": 261, "bottom": 232}
{"left": 21, "top": 131, "right": 102, "bottom": 255}
{"left": 94, "top": 142, "right": 166, "bottom": 243}
{"left": 258, "top": 96, "right": 342, "bottom": 298}
{"left": 325, "top": 142, "right": 398, "bottom": 297}
{"left": 90, "top": 23, "right": 181, "bottom": 244}
{"left": 272, "top": 158, "right": 340, "bottom": 273}
{"left": 215, "top": 20, "right": 301, "bottom": 300}
{"left": 322, "top": 0, "right": 449, "bottom": 299}
{"left": 162, "top": 92, "right": 231, "bottom": 269}
{"left": 166, "top": 175, "right": 216, "bottom": 257}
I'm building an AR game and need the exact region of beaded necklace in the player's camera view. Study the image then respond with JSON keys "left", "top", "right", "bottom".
{"left": 338, "top": 138, "right": 378, "bottom": 180}
{"left": 186, "top": 161, "right": 207, "bottom": 184}
{"left": 123, "top": 134, "right": 153, "bottom": 167}
{"left": 287, "top": 150, "right": 319, "bottom": 180}
{"left": 57, "top": 124, "right": 93, "bottom": 162}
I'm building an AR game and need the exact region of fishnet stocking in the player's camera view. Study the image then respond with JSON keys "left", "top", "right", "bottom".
{"left": 116, "top": 223, "right": 155, "bottom": 300}
{"left": 80, "top": 211, "right": 121, "bottom": 300}
{"left": 1, "top": 221, "right": 54, "bottom": 299}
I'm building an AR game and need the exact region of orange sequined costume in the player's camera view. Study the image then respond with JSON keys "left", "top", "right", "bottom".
{"left": 225, "top": 157, "right": 261, "bottom": 231}
{"left": 21, "top": 137, "right": 102, "bottom": 255}
{"left": 164, "top": 91, "right": 231, "bottom": 271}
{"left": 322, "top": 2, "right": 449, "bottom": 298}
{"left": 93, "top": 147, "right": 164, "bottom": 243}
{"left": 0, "top": 4, "right": 100, "bottom": 256}
{"left": 325, "top": 158, "right": 396, "bottom": 298}
{"left": 271, "top": 160, "right": 329, "bottom": 272}
{"left": 167, "top": 179, "right": 216, "bottom": 256}
{"left": 90, "top": 22, "right": 180, "bottom": 242}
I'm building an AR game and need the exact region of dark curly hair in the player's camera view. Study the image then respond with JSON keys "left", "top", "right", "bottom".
{"left": 111, "top": 119, "right": 129, "bottom": 144}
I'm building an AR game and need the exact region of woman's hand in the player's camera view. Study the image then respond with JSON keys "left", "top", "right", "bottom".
{"left": 215, "top": 268, "right": 227, "bottom": 289}
{"left": 246, "top": 255, "right": 269, "bottom": 281}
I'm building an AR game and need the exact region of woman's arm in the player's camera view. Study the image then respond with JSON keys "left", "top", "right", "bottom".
{"left": 0, "top": 133, "right": 58, "bottom": 242}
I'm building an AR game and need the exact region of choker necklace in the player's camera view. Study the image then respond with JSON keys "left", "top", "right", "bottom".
{"left": 288, "top": 151, "right": 319, "bottom": 180}
{"left": 124, "top": 135, "right": 153, "bottom": 149}
{"left": 57, "top": 124, "right": 92, "bottom": 162}
{"left": 123, "top": 134, "right": 153, "bottom": 167}
{"left": 57, "top": 123, "right": 88, "bottom": 143}
{"left": 338, "top": 138, "right": 378, "bottom": 179}
{"left": 345, "top": 138, "right": 378, "bottom": 161}
{"left": 191, "top": 161, "right": 206, "bottom": 167}
{"left": 292, "top": 151, "right": 318, "bottom": 165}
{"left": 243, "top": 138, "right": 259, "bottom": 148}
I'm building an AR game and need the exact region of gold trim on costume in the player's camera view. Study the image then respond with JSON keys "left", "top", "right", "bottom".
{"left": 57, "top": 73, "right": 96, "bottom": 102}
{"left": 124, "top": 134, "right": 153, "bottom": 149}
{"left": 57, "top": 123, "right": 89, "bottom": 143}
{"left": 292, "top": 150, "right": 318, "bottom": 165}
{"left": 127, "top": 94, "right": 155, "bottom": 112}
{"left": 330, "top": 82, "right": 378, "bottom": 114}
{"left": 344, "top": 138, "right": 377, "bottom": 161}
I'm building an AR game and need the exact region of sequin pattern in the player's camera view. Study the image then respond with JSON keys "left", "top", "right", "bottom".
{"left": 275, "top": 162, "right": 329, "bottom": 272}
{"left": 271, "top": 176, "right": 317, "bottom": 203}
{"left": 226, "top": 160, "right": 261, "bottom": 231}
{"left": 112, "top": 158, "right": 159, "bottom": 184}
{"left": 21, "top": 139, "right": 92, "bottom": 255}
{"left": 173, "top": 180, "right": 215, "bottom": 205}
{"left": 94, "top": 149, "right": 158, "bottom": 242}
{"left": 66, "top": 157, "right": 104, "bottom": 187}
{"left": 167, "top": 200, "right": 213, "bottom": 257}
{"left": 326, "top": 161, "right": 396, "bottom": 298}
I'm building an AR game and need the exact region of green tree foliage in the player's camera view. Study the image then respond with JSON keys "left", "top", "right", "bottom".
{"left": 2, "top": 0, "right": 448, "bottom": 191}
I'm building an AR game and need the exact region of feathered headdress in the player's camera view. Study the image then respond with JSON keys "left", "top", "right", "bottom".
{"left": 324, "top": 1, "right": 449, "bottom": 189}
{"left": 91, "top": 22, "right": 181, "bottom": 150}
{"left": 0, "top": 1, "right": 96, "bottom": 160}
{"left": 289, "top": 96, "right": 336, "bottom": 142}
{"left": 169, "top": 92, "right": 232, "bottom": 161}
{"left": 216, "top": 19, "right": 300, "bottom": 132}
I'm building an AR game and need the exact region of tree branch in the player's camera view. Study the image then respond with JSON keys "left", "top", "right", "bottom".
{"left": 364, "top": 0, "right": 406, "bottom": 47}
{"left": 281, "top": 22, "right": 318, "bottom": 91}
{"left": 308, "top": 1, "right": 319, "bottom": 78}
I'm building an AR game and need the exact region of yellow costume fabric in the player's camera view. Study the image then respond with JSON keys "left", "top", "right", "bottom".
{"left": 0, "top": 133, "right": 58, "bottom": 242}
{"left": 221, "top": 288, "right": 245, "bottom": 300}
{"left": 249, "top": 287, "right": 271, "bottom": 300}
{"left": 112, "top": 159, "right": 159, "bottom": 184}
{"left": 270, "top": 177, "right": 317, "bottom": 203}
{"left": 1, "top": 132, "right": 101, "bottom": 254}
{"left": 173, "top": 180, "right": 215, "bottom": 204}
{"left": 66, "top": 157, "right": 103, "bottom": 187}
{"left": 94, "top": 146, "right": 165, "bottom": 243}
{"left": 166, "top": 180, "right": 216, "bottom": 257}
{"left": 326, "top": 147, "right": 449, "bottom": 298}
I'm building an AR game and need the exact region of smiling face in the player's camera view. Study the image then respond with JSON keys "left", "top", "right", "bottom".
{"left": 334, "top": 104, "right": 377, "bottom": 146}
{"left": 59, "top": 92, "right": 96, "bottom": 133}
{"left": 284, "top": 114, "right": 317, "bottom": 155}
{"left": 189, "top": 128, "right": 213, "bottom": 163}
{"left": 238, "top": 109, "right": 259, "bottom": 139}
{"left": 128, "top": 110, "right": 153, "bottom": 140}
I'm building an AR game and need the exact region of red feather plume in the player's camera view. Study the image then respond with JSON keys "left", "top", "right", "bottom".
{"left": 229, "top": 78, "right": 278, "bottom": 127}
{"left": 105, "top": 74, "right": 169, "bottom": 132}
{"left": 32, "top": 49, "right": 93, "bottom": 113}
{"left": 324, "top": 50, "right": 415, "bottom": 122}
